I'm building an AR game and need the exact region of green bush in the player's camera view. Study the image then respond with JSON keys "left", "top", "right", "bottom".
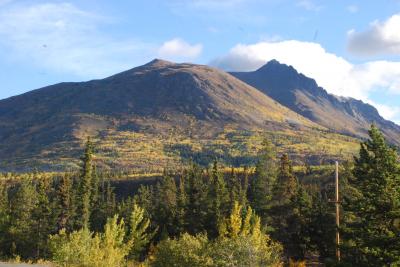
{"left": 152, "top": 233, "right": 212, "bottom": 267}
{"left": 152, "top": 202, "right": 283, "bottom": 267}
{"left": 50, "top": 215, "right": 131, "bottom": 267}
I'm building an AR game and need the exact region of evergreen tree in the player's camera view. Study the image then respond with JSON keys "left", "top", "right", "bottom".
{"left": 90, "top": 167, "right": 104, "bottom": 232}
{"left": 134, "top": 185, "right": 154, "bottom": 219}
{"left": 343, "top": 125, "right": 400, "bottom": 266}
{"left": 227, "top": 168, "right": 246, "bottom": 208}
{"left": 207, "top": 161, "right": 229, "bottom": 237}
{"left": 56, "top": 173, "right": 75, "bottom": 232}
{"left": 269, "top": 153, "right": 301, "bottom": 258}
{"left": 240, "top": 167, "right": 249, "bottom": 207}
{"left": 77, "top": 137, "right": 94, "bottom": 229}
{"left": 56, "top": 174, "right": 75, "bottom": 232}
{"left": 185, "top": 165, "right": 209, "bottom": 234}
{"left": 104, "top": 179, "right": 116, "bottom": 219}
{"left": 248, "top": 139, "right": 277, "bottom": 219}
{"left": 285, "top": 185, "right": 313, "bottom": 260}
{"left": 309, "top": 192, "right": 335, "bottom": 262}
{"left": 154, "top": 172, "right": 177, "bottom": 236}
{"left": 176, "top": 176, "right": 187, "bottom": 234}
{"left": 0, "top": 182, "right": 9, "bottom": 256}
{"left": 127, "top": 204, "right": 153, "bottom": 260}
{"left": 7, "top": 179, "right": 38, "bottom": 258}
{"left": 273, "top": 154, "right": 298, "bottom": 204}
{"left": 32, "top": 177, "right": 53, "bottom": 258}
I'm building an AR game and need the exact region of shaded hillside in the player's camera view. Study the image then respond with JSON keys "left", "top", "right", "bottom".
{"left": 0, "top": 59, "right": 359, "bottom": 172}
{"left": 231, "top": 60, "right": 400, "bottom": 145}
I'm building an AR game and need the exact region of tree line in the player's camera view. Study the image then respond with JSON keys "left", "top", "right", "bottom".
{"left": 0, "top": 125, "right": 399, "bottom": 266}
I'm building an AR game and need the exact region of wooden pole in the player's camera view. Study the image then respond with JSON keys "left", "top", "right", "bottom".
{"left": 335, "top": 161, "right": 341, "bottom": 262}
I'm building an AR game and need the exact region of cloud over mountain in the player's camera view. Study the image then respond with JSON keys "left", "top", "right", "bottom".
{"left": 158, "top": 38, "right": 203, "bottom": 61}
{"left": 210, "top": 40, "right": 400, "bottom": 123}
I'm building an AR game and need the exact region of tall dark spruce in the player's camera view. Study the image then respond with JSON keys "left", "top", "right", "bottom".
{"left": 77, "top": 138, "right": 94, "bottom": 229}
{"left": 343, "top": 125, "right": 400, "bottom": 266}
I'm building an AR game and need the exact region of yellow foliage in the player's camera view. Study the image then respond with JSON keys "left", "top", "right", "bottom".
{"left": 289, "top": 258, "right": 307, "bottom": 267}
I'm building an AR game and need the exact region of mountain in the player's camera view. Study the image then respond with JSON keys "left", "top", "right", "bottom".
{"left": 230, "top": 60, "right": 400, "bottom": 145}
{"left": 2, "top": 59, "right": 355, "bottom": 172}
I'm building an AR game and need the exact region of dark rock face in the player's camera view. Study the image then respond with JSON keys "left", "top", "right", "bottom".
{"left": 231, "top": 60, "right": 400, "bottom": 145}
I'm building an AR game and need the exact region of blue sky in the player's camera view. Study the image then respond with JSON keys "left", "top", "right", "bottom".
{"left": 1, "top": 0, "right": 400, "bottom": 123}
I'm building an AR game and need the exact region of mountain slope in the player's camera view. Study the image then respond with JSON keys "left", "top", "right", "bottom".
{"left": 1, "top": 59, "right": 353, "bottom": 172}
{"left": 230, "top": 60, "right": 400, "bottom": 145}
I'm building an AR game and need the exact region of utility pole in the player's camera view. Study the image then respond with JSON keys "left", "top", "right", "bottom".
{"left": 335, "top": 161, "right": 341, "bottom": 262}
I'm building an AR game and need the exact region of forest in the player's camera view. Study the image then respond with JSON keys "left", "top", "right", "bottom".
{"left": 0, "top": 125, "right": 399, "bottom": 267}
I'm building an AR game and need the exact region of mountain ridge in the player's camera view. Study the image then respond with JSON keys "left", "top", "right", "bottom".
{"left": 230, "top": 60, "right": 400, "bottom": 145}
{"left": 1, "top": 59, "right": 348, "bottom": 172}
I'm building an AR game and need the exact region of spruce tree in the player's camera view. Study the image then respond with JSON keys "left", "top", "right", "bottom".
{"left": 32, "top": 176, "right": 53, "bottom": 258}
{"left": 272, "top": 153, "right": 298, "bottom": 205}
{"left": 309, "top": 192, "right": 335, "bottom": 262}
{"left": 185, "top": 165, "right": 209, "bottom": 234}
{"left": 285, "top": 185, "right": 313, "bottom": 260}
{"left": 78, "top": 137, "right": 94, "bottom": 229}
{"left": 0, "top": 181, "right": 9, "bottom": 256}
{"left": 207, "top": 161, "right": 229, "bottom": 237}
{"left": 248, "top": 139, "right": 277, "bottom": 219}
{"left": 128, "top": 204, "right": 153, "bottom": 260}
{"left": 154, "top": 172, "right": 177, "bottom": 236}
{"left": 269, "top": 153, "right": 300, "bottom": 257}
{"left": 343, "top": 125, "right": 400, "bottom": 266}
{"left": 104, "top": 179, "right": 116, "bottom": 218}
{"left": 89, "top": 167, "right": 103, "bottom": 232}
{"left": 227, "top": 168, "right": 246, "bottom": 208}
{"left": 8, "top": 179, "right": 38, "bottom": 258}
{"left": 56, "top": 173, "right": 75, "bottom": 232}
{"left": 176, "top": 176, "right": 187, "bottom": 234}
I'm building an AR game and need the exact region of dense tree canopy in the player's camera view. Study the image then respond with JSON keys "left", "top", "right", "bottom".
{"left": 0, "top": 125, "right": 398, "bottom": 266}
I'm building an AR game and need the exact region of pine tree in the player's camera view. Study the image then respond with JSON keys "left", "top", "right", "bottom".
{"left": 104, "top": 179, "right": 116, "bottom": 218}
{"left": 240, "top": 166, "right": 249, "bottom": 207}
{"left": 154, "top": 172, "right": 177, "bottom": 236}
{"left": 248, "top": 139, "right": 277, "bottom": 219}
{"left": 269, "top": 153, "right": 300, "bottom": 257}
{"left": 272, "top": 153, "right": 298, "bottom": 205}
{"left": 77, "top": 137, "right": 94, "bottom": 229}
{"left": 176, "top": 176, "right": 187, "bottom": 234}
{"left": 56, "top": 173, "right": 75, "bottom": 232}
{"left": 207, "top": 161, "right": 229, "bottom": 237}
{"left": 309, "top": 192, "right": 335, "bottom": 262}
{"left": 227, "top": 168, "right": 246, "bottom": 208}
{"left": 0, "top": 181, "right": 9, "bottom": 256}
{"left": 343, "top": 125, "right": 400, "bottom": 266}
{"left": 32, "top": 176, "right": 53, "bottom": 258}
{"left": 7, "top": 179, "right": 38, "bottom": 258}
{"left": 285, "top": 185, "right": 313, "bottom": 260}
{"left": 186, "top": 165, "right": 209, "bottom": 234}
{"left": 128, "top": 204, "right": 153, "bottom": 260}
{"left": 134, "top": 185, "right": 154, "bottom": 219}
{"left": 90, "top": 167, "right": 103, "bottom": 232}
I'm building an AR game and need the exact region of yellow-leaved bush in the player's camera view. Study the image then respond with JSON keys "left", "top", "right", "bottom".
{"left": 152, "top": 202, "right": 283, "bottom": 267}
{"left": 49, "top": 204, "right": 151, "bottom": 267}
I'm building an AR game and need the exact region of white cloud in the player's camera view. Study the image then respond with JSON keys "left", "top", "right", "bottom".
{"left": 370, "top": 102, "right": 400, "bottom": 124}
{"left": 158, "top": 38, "right": 203, "bottom": 61}
{"left": 0, "top": 3, "right": 157, "bottom": 78}
{"left": 211, "top": 40, "right": 400, "bottom": 122}
{"left": 346, "top": 4, "right": 359, "bottom": 13}
{"left": 347, "top": 13, "right": 400, "bottom": 56}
